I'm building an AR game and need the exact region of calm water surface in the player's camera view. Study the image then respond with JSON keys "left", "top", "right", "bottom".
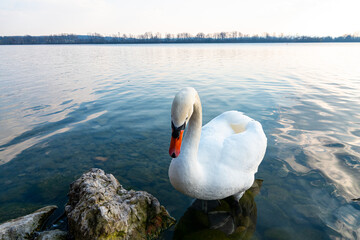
{"left": 0, "top": 43, "right": 359, "bottom": 239}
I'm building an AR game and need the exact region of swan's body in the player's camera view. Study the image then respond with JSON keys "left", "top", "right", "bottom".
{"left": 168, "top": 87, "right": 267, "bottom": 200}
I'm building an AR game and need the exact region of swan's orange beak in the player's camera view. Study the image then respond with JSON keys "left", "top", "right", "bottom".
{"left": 169, "top": 130, "right": 184, "bottom": 158}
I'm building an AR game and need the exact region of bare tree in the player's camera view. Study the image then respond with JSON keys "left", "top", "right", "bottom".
{"left": 196, "top": 32, "right": 205, "bottom": 39}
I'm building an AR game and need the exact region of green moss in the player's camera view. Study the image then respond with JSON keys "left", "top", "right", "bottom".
{"left": 99, "top": 231, "right": 126, "bottom": 240}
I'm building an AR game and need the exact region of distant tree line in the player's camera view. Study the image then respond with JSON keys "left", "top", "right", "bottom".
{"left": 1, "top": 32, "right": 360, "bottom": 45}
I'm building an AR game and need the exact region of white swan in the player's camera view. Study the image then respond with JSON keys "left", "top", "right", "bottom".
{"left": 168, "top": 87, "right": 267, "bottom": 201}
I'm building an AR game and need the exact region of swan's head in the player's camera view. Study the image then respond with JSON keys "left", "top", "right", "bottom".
{"left": 169, "top": 87, "right": 196, "bottom": 158}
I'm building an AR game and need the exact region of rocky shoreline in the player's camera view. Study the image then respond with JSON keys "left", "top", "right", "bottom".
{"left": 0, "top": 168, "right": 175, "bottom": 240}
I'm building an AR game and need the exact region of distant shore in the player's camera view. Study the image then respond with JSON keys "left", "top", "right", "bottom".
{"left": 1, "top": 33, "right": 360, "bottom": 45}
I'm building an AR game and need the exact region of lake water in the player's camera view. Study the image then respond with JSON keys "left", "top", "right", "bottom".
{"left": 0, "top": 43, "right": 359, "bottom": 239}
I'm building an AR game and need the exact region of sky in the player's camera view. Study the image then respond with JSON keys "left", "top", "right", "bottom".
{"left": 0, "top": 0, "right": 359, "bottom": 37}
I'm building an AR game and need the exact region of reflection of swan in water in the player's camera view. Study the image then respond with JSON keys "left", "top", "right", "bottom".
{"left": 173, "top": 179, "right": 263, "bottom": 240}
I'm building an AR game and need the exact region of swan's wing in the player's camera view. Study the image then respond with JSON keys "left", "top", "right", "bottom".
{"left": 198, "top": 111, "right": 262, "bottom": 166}
{"left": 220, "top": 120, "right": 267, "bottom": 173}
{"left": 197, "top": 111, "right": 242, "bottom": 165}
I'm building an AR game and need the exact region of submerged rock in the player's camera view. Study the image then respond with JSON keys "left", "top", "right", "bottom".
{"left": 65, "top": 168, "right": 175, "bottom": 240}
{"left": 0, "top": 205, "right": 57, "bottom": 240}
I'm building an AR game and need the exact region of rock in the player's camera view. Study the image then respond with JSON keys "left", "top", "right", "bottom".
{"left": 36, "top": 229, "right": 67, "bottom": 240}
{"left": 65, "top": 168, "right": 175, "bottom": 240}
{"left": 94, "top": 156, "right": 108, "bottom": 162}
{"left": 0, "top": 205, "right": 57, "bottom": 240}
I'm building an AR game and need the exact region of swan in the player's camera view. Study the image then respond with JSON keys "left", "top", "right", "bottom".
{"left": 168, "top": 87, "right": 267, "bottom": 201}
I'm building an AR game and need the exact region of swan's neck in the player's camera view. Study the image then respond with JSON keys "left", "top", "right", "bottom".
{"left": 169, "top": 91, "right": 204, "bottom": 195}
{"left": 182, "top": 93, "right": 202, "bottom": 161}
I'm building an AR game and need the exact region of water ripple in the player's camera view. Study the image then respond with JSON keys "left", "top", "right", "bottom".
{"left": 0, "top": 43, "right": 359, "bottom": 238}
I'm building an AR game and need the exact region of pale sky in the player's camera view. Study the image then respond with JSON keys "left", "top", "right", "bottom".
{"left": 1, "top": 0, "right": 359, "bottom": 36}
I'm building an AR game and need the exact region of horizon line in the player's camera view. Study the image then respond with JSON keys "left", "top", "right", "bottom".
{"left": 1, "top": 31, "right": 360, "bottom": 38}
